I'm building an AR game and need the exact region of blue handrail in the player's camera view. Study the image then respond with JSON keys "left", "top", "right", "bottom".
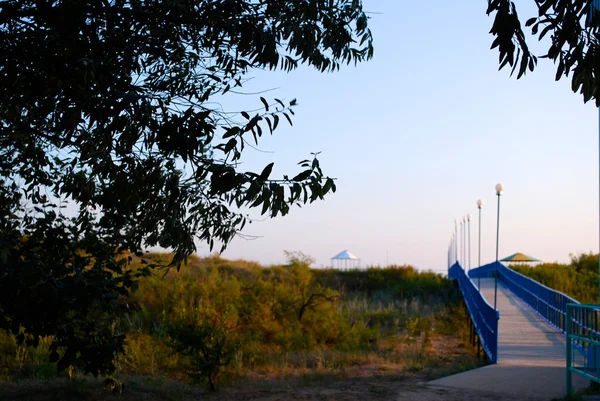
{"left": 566, "top": 303, "right": 600, "bottom": 395}
{"left": 467, "top": 260, "right": 600, "bottom": 385}
{"left": 449, "top": 262, "right": 499, "bottom": 363}
{"left": 469, "top": 261, "right": 579, "bottom": 334}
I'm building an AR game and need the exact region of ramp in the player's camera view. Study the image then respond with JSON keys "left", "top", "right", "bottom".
{"left": 429, "top": 278, "right": 588, "bottom": 399}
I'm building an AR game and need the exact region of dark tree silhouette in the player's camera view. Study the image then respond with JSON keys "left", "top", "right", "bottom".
{"left": 487, "top": 0, "right": 600, "bottom": 104}
{"left": 0, "top": 0, "right": 373, "bottom": 376}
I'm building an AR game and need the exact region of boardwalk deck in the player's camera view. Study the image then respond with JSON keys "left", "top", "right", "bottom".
{"left": 429, "top": 278, "right": 588, "bottom": 399}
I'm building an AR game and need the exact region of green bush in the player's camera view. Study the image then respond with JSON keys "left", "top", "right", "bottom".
{"left": 0, "top": 252, "right": 468, "bottom": 384}
{"left": 511, "top": 253, "right": 599, "bottom": 304}
{"left": 118, "top": 333, "right": 181, "bottom": 376}
{"left": 167, "top": 305, "right": 240, "bottom": 391}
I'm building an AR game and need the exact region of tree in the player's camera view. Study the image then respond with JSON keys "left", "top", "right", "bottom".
{"left": 486, "top": 0, "right": 600, "bottom": 105}
{"left": 0, "top": 0, "right": 373, "bottom": 376}
{"left": 167, "top": 304, "right": 240, "bottom": 392}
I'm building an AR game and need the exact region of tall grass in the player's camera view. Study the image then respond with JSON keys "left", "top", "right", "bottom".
{"left": 0, "top": 331, "right": 56, "bottom": 381}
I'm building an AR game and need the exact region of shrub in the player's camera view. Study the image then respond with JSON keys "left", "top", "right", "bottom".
{"left": 167, "top": 305, "right": 240, "bottom": 392}
{"left": 511, "top": 253, "right": 599, "bottom": 304}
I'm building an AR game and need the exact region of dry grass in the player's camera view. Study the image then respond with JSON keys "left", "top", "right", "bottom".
{"left": 0, "top": 254, "right": 487, "bottom": 399}
{"left": 0, "top": 332, "right": 486, "bottom": 401}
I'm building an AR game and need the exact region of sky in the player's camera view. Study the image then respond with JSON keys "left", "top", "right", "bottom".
{"left": 196, "top": 1, "right": 600, "bottom": 273}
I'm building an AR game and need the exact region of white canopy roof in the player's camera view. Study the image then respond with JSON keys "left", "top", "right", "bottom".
{"left": 331, "top": 250, "right": 359, "bottom": 260}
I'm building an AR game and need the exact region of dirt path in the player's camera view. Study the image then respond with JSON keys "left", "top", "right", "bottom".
{"left": 219, "top": 377, "right": 548, "bottom": 401}
{"left": 0, "top": 335, "right": 551, "bottom": 401}
{"left": 0, "top": 375, "right": 550, "bottom": 401}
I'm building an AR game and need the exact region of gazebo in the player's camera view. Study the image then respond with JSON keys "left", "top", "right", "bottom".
{"left": 500, "top": 252, "right": 541, "bottom": 265}
{"left": 331, "top": 250, "right": 361, "bottom": 269}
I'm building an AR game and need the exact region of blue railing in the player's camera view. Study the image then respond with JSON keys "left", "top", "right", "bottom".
{"left": 566, "top": 303, "right": 600, "bottom": 395}
{"left": 467, "top": 260, "right": 600, "bottom": 393}
{"left": 449, "top": 262, "right": 499, "bottom": 363}
{"left": 469, "top": 261, "right": 578, "bottom": 334}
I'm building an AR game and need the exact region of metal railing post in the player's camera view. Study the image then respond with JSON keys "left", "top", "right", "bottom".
{"left": 566, "top": 304, "right": 573, "bottom": 396}
{"left": 478, "top": 206, "right": 482, "bottom": 290}
{"left": 494, "top": 192, "right": 501, "bottom": 310}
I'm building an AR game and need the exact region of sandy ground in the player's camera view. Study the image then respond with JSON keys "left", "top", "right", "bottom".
{"left": 219, "top": 376, "right": 549, "bottom": 401}
{"left": 0, "top": 335, "right": 555, "bottom": 401}
{"left": 0, "top": 374, "right": 552, "bottom": 401}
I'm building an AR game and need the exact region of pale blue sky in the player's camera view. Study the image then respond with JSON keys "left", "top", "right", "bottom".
{"left": 202, "top": 1, "right": 599, "bottom": 272}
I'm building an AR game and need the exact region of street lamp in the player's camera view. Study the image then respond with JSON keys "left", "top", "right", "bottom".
{"left": 460, "top": 218, "right": 465, "bottom": 269}
{"left": 451, "top": 234, "right": 455, "bottom": 265}
{"left": 452, "top": 234, "right": 455, "bottom": 265}
{"left": 454, "top": 219, "right": 458, "bottom": 264}
{"left": 494, "top": 183, "right": 504, "bottom": 310}
{"left": 477, "top": 199, "right": 483, "bottom": 290}
{"left": 467, "top": 214, "right": 472, "bottom": 271}
{"left": 586, "top": 0, "right": 600, "bottom": 305}
{"left": 452, "top": 234, "right": 456, "bottom": 265}
{"left": 463, "top": 216, "right": 467, "bottom": 269}
{"left": 450, "top": 235, "right": 452, "bottom": 265}
{"left": 449, "top": 236, "right": 452, "bottom": 267}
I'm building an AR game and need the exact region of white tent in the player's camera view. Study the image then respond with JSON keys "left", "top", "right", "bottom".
{"left": 331, "top": 250, "right": 361, "bottom": 269}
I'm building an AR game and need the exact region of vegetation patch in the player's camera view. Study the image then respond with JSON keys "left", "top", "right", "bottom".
{"left": 510, "top": 253, "right": 599, "bottom": 304}
{"left": 0, "top": 253, "right": 484, "bottom": 393}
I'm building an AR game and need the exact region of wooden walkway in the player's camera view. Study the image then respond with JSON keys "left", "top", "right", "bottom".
{"left": 479, "top": 277, "right": 568, "bottom": 367}
{"left": 429, "top": 278, "right": 587, "bottom": 399}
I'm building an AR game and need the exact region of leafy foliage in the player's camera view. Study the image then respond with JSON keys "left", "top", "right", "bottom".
{"left": 0, "top": 0, "right": 373, "bottom": 260}
{"left": 0, "top": 0, "right": 373, "bottom": 377}
{"left": 167, "top": 305, "right": 240, "bottom": 392}
{"left": 118, "top": 254, "right": 464, "bottom": 385}
{"left": 0, "top": 253, "right": 470, "bottom": 387}
{"left": 0, "top": 178, "right": 148, "bottom": 376}
{"left": 313, "top": 264, "right": 458, "bottom": 302}
{"left": 487, "top": 0, "right": 600, "bottom": 104}
{"left": 510, "top": 252, "right": 599, "bottom": 303}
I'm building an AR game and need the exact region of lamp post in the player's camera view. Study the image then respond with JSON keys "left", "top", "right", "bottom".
{"left": 451, "top": 235, "right": 455, "bottom": 265}
{"left": 460, "top": 219, "right": 465, "bottom": 268}
{"left": 453, "top": 235, "right": 455, "bottom": 265}
{"left": 586, "top": 0, "right": 600, "bottom": 305}
{"left": 455, "top": 219, "right": 458, "bottom": 264}
{"left": 494, "top": 183, "right": 504, "bottom": 310}
{"left": 452, "top": 235, "right": 455, "bottom": 265}
{"left": 467, "top": 214, "right": 472, "bottom": 271}
{"left": 463, "top": 216, "right": 467, "bottom": 269}
{"left": 455, "top": 232, "right": 458, "bottom": 265}
{"left": 450, "top": 235, "right": 453, "bottom": 265}
{"left": 451, "top": 235, "right": 454, "bottom": 266}
{"left": 477, "top": 199, "right": 483, "bottom": 290}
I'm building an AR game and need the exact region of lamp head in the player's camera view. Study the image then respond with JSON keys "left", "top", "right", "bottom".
{"left": 495, "top": 183, "right": 504, "bottom": 195}
{"left": 477, "top": 199, "right": 483, "bottom": 209}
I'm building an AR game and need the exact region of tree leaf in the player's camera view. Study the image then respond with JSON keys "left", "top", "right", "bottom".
{"left": 259, "top": 163, "right": 274, "bottom": 180}
{"left": 292, "top": 170, "right": 312, "bottom": 181}
{"left": 225, "top": 138, "right": 237, "bottom": 153}
{"left": 260, "top": 97, "right": 269, "bottom": 111}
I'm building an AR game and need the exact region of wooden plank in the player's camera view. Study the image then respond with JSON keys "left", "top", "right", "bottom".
{"left": 478, "top": 277, "right": 569, "bottom": 366}
{"left": 429, "top": 278, "right": 587, "bottom": 398}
